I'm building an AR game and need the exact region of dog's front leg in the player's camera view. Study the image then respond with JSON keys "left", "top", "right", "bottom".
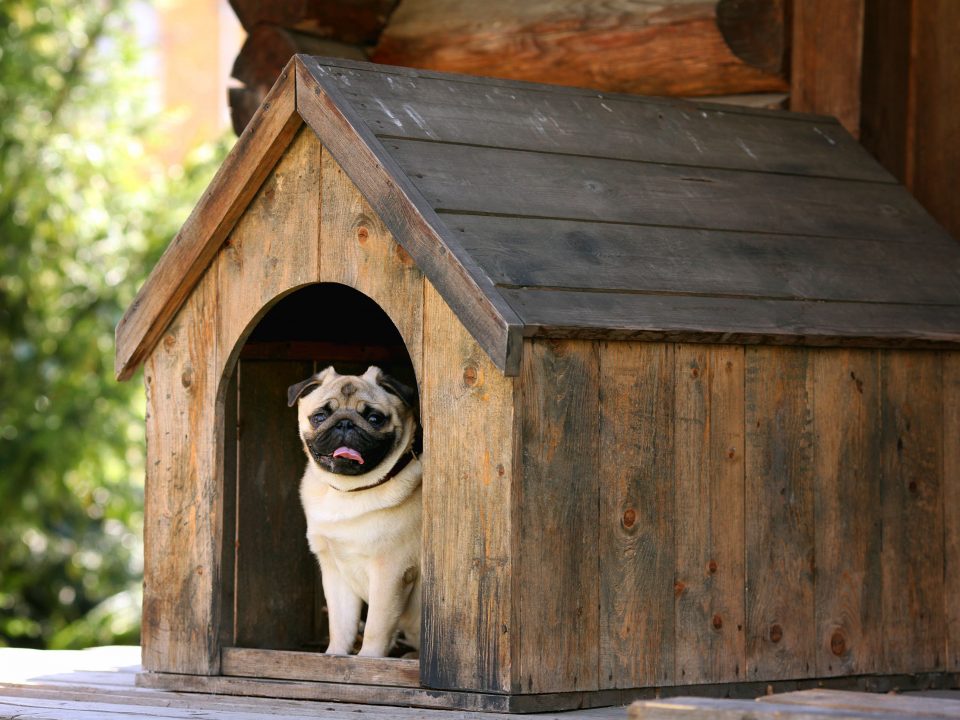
{"left": 320, "top": 557, "right": 362, "bottom": 655}
{"left": 358, "top": 565, "right": 415, "bottom": 657}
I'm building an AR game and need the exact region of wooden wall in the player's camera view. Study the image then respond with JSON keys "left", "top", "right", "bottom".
{"left": 512, "top": 339, "right": 960, "bottom": 694}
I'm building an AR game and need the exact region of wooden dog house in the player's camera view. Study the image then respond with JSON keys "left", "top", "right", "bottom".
{"left": 116, "top": 57, "right": 960, "bottom": 712}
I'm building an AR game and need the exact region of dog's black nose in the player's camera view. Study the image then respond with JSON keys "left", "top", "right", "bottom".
{"left": 335, "top": 418, "right": 354, "bottom": 431}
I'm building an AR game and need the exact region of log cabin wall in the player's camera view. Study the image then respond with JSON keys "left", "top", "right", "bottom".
{"left": 510, "top": 339, "right": 960, "bottom": 694}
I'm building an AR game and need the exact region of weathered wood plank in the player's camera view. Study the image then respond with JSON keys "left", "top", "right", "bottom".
{"left": 321, "top": 64, "right": 885, "bottom": 182}
{"left": 217, "top": 126, "right": 323, "bottom": 366}
{"left": 221, "top": 647, "right": 419, "bottom": 687}
{"left": 761, "top": 689, "right": 960, "bottom": 718}
{"left": 880, "top": 351, "right": 945, "bottom": 672}
{"left": 673, "top": 344, "right": 745, "bottom": 685}
{"left": 296, "top": 56, "right": 523, "bottom": 376}
{"left": 812, "top": 350, "right": 883, "bottom": 676}
{"left": 420, "top": 283, "right": 515, "bottom": 693}
{"left": 319, "top": 147, "right": 424, "bottom": 383}
{"left": 142, "top": 270, "right": 221, "bottom": 675}
{"left": 946, "top": 353, "right": 960, "bottom": 671}
{"left": 598, "top": 342, "right": 675, "bottom": 688}
{"left": 371, "top": 0, "right": 788, "bottom": 98}
{"left": 790, "top": 0, "right": 865, "bottom": 137}
{"left": 445, "top": 214, "right": 960, "bottom": 304}
{"left": 500, "top": 288, "right": 960, "bottom": 350}
{"left": 233, "top": 360, "right": 318, "bottom": 650}
{"left": 518, "top": 339, "right": 600, "bottom": 693}
{"left": 116, "top": 62, "right": 302, "bottom": 381}
{"left": 744, "top": 347, "right": 816, "bottom": 680}
{"left": 384, "top": 140, "right": 947, "bottom": 246}
{"left": 220, "top": 369, "right": 238, "bottom": 646}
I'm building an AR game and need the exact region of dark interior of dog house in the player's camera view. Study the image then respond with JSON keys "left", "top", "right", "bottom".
{"left": 218, "top": 282, "right": 418, "bottom": 657}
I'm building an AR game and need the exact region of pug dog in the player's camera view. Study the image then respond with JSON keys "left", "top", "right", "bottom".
{"left": 287, "top": 365, "right": 421, "bottom": 657}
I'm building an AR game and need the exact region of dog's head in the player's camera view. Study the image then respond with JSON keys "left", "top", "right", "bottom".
{"left": 288, "top": 366, "right": 417, "bottom": 477}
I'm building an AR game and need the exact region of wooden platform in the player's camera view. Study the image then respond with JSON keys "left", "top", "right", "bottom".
{"left": 1, "top": 647, "right": 958, "bottom": 719}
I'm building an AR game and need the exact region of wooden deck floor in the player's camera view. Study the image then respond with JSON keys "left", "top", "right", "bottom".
{"left": 0, "top": 647, "right": 958, "bottom": 719}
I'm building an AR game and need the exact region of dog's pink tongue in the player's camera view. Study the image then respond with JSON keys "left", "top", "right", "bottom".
{"left": 333, "top": 446, "right": 364, "bottom": 465}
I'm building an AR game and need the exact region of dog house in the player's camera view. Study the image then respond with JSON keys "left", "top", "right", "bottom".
{"left": 116, "top": 57, "right": 960, "bottom": 712}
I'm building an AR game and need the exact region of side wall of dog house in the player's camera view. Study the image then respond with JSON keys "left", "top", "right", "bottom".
{"left": 511, "top": 339, "right": 960, "bottom": 696}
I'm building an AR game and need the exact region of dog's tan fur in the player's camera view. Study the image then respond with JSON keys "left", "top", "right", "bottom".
{"left": 293, "top": 366, "right": 421, "bottom": 657}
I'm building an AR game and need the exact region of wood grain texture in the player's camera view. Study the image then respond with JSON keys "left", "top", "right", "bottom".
{"left": 385, "top": 139, "right": 943, "bottom": 245}
{"left": 517, "top": 339, "right": 600, "bottom": 693}
{"left": 221, "top": 647, "right": 419, "bottom": 687}
{"left": 744, "top": 347, "right": 816, "bottom": 680}
{"left": 501, "top": 288, "right": 960, "bottom": 350}
{"left": 296, "top": 56, "right": 523, "bottom": 376}
{"left": 420, "top": 282, "right": 516, "bottom": 693}
{"left": 673, "top": 344, "right": 745, "bottom": 685}
{"left": 599, "top": 342, "right": 675, "bottom": 689}
{"left": 812, "top": 350, "right": 883, "bottom": 676}
{"left": 116, "top": 62, "right": 302, "bottom": 381}
{"left": 319, "top": 147, "right": 424, "bottom": 382}
{"left": 217, "top": 126, "right": 323, "bottom": 368}
{"left": 445, "top": 214, "right": 960, "bottom": 305}
{"left": 790, "top": 0, "right": 865, "bottom": 137}
{"left": 233, "top": 360, "right": 318, "bottom": 650}
{"left": 229, "top": 0, "right": 397, "bottom": 44}
{"left": 219, "top": 369, "right": 238, "bottom": 647}
{"left": 371, "top": 0, "right": 787, "bottom": 97}
{"left": 945, "top": 353, "right": 960, "bottom": 671}
{"left": 142, "top": 269, "right": 221, "bottom": 675}
{"left": 321, "top": 63, "right": 883, "bottom": 182}
{"left": 880, "top": 351, "right": 945, "bottom": 672}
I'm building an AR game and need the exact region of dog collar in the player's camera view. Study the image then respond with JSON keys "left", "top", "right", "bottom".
{"left": 344, "top": 451, "right": 417, "bottom": 493}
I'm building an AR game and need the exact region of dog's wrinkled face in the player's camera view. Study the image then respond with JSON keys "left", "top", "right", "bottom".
{"left": 288, "top": 366, "right": 416, "bottom": 476}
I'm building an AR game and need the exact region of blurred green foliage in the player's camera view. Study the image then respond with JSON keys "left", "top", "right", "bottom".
{"left": 0, "top": 0, "right": 230, "bottom": 647}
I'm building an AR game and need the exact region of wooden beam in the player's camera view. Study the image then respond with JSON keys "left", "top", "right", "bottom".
{"left": 789, "top": 0, "right": 866, "bottom": 137}
{"left": 228, "top": 0, "right": 398, "bottom": 45}
{"left": 115, "top": 62, "right": 301, "bottom": 381}
{"left": 371, "top": 0, "right": 788, "bottom": 97}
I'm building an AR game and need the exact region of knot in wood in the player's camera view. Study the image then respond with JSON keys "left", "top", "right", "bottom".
{"left": 830, "top": 630, "right": 846, "bottom": 656}
{"left": 163, "top": 334, "right": 177, "bottom": 350}
{"left": 712, "top": 614, "right": 723, "bottom": 630}
{"left": 181, "top": 367, "right": 194, "bottom": 389}
{"left": 356, "top": 226, "right": 369, "bottom": 244}
{"left": 462, "top": 365, "right": 480, "bottom": 387}
{"left": 769, "top": 624, "right": 783, "bottom": 643}
{"left": 708, "top": 559, "right": 718, "bottom": 574}
{"left": 622, "top": 508, "right": 637, "bottom": 528}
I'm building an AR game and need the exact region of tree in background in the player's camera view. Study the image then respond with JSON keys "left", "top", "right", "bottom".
{"left": 0, "top": 0, "right": 228, "bottom": 647}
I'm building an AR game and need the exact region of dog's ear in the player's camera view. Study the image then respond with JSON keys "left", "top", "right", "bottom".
{"left": 287, "top": 367, "right": 336, "bottom": 407}
{"left": 375, "top": 370, "right": 417, "bottom": 408}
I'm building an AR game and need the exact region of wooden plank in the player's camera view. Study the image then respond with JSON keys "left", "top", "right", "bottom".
{"left": 444, "top": 214, "right": 960, "bottom": 304}
{"left": 221, "top": 647, "right": 419, "bottom": 687}
{"left": 296, "top": 56, "right": 524, "bottom": 376}
{"left": 517, "top": 339, "right": 600, "bottom": 693}
{"left": 790, "top": 0, "right": 865, "bottom": 137}
{"left": 384, "top": 139, "right": 948, "bottom": 245}
{"left": 229, "top": 0, "right": 397, "bottom": 44}
{"left": 420, "top": 282, "right": 516, "bottom": 693}
{"left": 220, "top": 369, "right": 238, "bottom": 646}
{"left": 319, "top": 147, "right": 424, "bottom": 383}
{"left": 744, "top": 347, "right": 816, "bottom": 680}
{"left": 233, "top": 360, "right": 318, "bottom": 650}
{"left": 217, "top": 126, "right": 323, "bottom": 366}
{"left": 910, "top": 0, "right": 960, "bottom": 241}
{"left": 500, "top": 288, "right": 960, "bottom": 350}
{"left": 371, "top": 0, "right": 788, "bottom": 98}
{"left": 761, "top": 689, "right": 960, "bottom": 718}
{"left": 879, "top": 351, "right": 945, "bottom": 672}
{"left": 142, "top": 270, "right": 221, "bottom": 675}
{"left": 599, "top": 342, "right": 675, "bottom": 688}
{"left": 629, "top": 695, "right": 954, "bottom": 720}
{"left": 812, "top": 350, "right": 883, "bottom": 676}
{"left": 321, "top": 64, "right": 885, "bottom": 182}
{"left": 673, "top": 344, "right": 745, "bottom": 685}
{"left": 116, "top": 61, "right": 302, "bottom": 381}
{"left": 946, "top": 353, "right": 960, "bottom": 671}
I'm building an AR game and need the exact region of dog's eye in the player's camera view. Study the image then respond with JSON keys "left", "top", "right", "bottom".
{"left": 365, "top": 411, "right": 386, "bottom": 427}
{"left": 309, "top": 411, "right": 328, "bottom": 427}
